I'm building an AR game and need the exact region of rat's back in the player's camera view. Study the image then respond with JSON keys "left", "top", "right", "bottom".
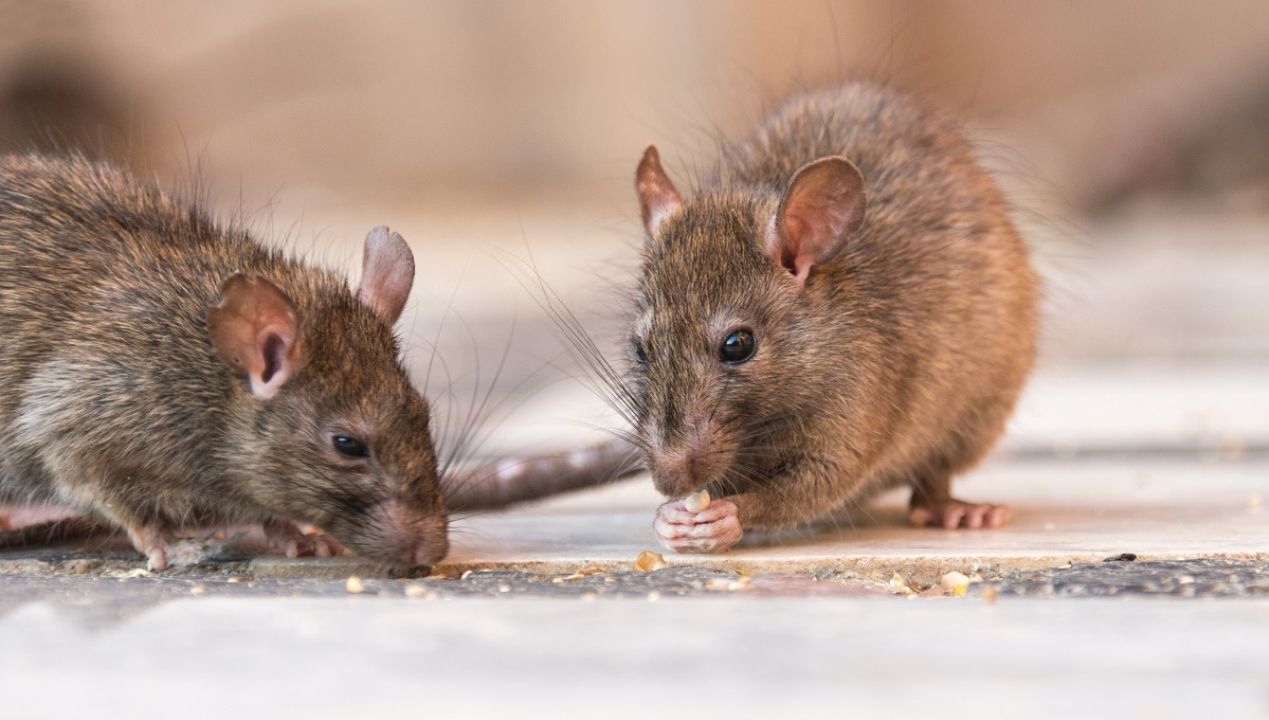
{"left": 0, "top": 155, "right": 268, "bottom": 504}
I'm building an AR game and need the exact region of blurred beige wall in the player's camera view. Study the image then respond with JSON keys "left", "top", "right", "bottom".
{"left": 0, "top": 1, "right": 1266, "bottom": 216}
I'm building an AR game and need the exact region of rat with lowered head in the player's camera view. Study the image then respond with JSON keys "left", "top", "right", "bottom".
{"left": 628, "top": 81, "right": 1038, "bottom": 553}
{"left": 0, "top": 154, "right": 451, "bottom": 570}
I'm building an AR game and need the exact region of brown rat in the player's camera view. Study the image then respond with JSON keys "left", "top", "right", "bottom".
{"left": 626, "top": 81, "right": 1038, "bottom": 552}
{"left": 0, "top": 154, "right": 451, "bottom": 570}
{"left": 0, "top": 154, "right": 646, "bottom": 566}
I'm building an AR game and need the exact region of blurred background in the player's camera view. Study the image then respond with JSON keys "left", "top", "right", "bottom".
{"left": 2, "top": 0, "right": 1266, "bottom": 459}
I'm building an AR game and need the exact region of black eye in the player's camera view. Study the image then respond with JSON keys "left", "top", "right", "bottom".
{"left": 332, "top": 435, "right": 369, "bottom": 458}
{"left": 633, "top": 339, "right": 648, "bottom": 365}
{"left": 719, "top": 328, "right": 756, "bottom": 364}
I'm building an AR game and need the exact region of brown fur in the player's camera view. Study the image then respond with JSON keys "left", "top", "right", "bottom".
{"left": 631, "top": 82, "right": 1038, "bottom": 531}
{"left": 0, "top": 154, "right": 447, "bottom": 565}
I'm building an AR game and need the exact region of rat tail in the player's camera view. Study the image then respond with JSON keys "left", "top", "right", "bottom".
{"left": 442, "top": 436, "right": 644, "bottom": 512}
{"left": 0, "top": 515, "right": 117, "bottom": 550}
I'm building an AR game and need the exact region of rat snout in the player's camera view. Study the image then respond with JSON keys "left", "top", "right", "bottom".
{"left": 648, "top": 411, "right": 729, "bottom": 497}
{"left": 371, "top": 496, "right": 449, "bottom": 566}
{"left": 649, "top": 445, "right": 706, "bottom": 496}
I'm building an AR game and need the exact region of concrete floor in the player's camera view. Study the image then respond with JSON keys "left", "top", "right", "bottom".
{"left": 2, "top": 596, "right": 1267, "bottom": 719}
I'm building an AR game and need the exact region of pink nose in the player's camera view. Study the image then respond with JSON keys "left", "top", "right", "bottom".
{"left": 378, "top": 498, "right": 448, "bottom": 566}
{"left": 650, "top": 447, "right": 705, "bottom": 497}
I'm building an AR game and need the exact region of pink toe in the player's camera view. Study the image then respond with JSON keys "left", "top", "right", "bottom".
{"left": 986, "top": 507, "right": 1009, "bottom": 527}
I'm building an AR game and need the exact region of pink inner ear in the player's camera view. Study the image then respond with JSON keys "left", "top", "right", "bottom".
{"left": 772, "top": 157, "right": 866, "bottom": 285}
{"left": 207, "top": 274, "right": 303, "bottom": 399}
{"left": 779, "top": 215, "right": 813, "bottom": 278}
{"left": 358, "top": 226, "right": 415, "bottom": 325}
{"left": 636, "top": 145, "right": 682, "bottom": 237}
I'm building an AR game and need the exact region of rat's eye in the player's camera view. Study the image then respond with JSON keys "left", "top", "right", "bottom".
{"left": 332, "top": 435, "right": 369, "bottom": 458}
{"left": 633, "top": 339, "right": 648, "bottom": 365}
{"left": 719, "top": 328, "right": 756, "bottom": 364}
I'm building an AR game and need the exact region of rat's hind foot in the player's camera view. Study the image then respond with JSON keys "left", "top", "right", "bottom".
{"left": 125, "top": 524, "right": 171, "bottom": 571}
{"left": 123, "top": 524, "right": 209, "bottom": 571}
{"left": 654, "top": 498, "right": 743, "bottom": 553}
{"left": 263, "top": 519, "right": 344, "bottom": 559}
{"left": 909, "top": 498, "right": 1009, "bottom": 530}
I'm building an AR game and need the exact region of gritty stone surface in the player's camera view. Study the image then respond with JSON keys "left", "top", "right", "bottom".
{"left": 0, "top": 565, "right": 884, "bottom": 629}
{"left": 984, "top": 558, "right": 1269, "bottom": 598}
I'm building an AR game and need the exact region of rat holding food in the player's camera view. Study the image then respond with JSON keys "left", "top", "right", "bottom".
{"left": 0, "top": 154, "right": 456, "bottom": 570}
{"left": 626, "top": 81, "right": 1038, "bottom": 553}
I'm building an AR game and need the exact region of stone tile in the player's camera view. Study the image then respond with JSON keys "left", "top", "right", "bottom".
{"left": 442, "top": 457, "right": 1269, "bottom": 585}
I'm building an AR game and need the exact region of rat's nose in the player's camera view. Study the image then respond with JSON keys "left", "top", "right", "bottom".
{"left": 412, "top": 538, "right": 448, "bottom": 567}
{"left": 649, "top": 446, "right": 706, "bottom": 497}
{"left": 374, "top": 497, "right": 449, "bottom": 566}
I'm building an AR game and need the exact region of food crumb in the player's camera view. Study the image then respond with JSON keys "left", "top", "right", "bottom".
{"left": 189, "top": 585, "right": 206, "bottom": 597}
{"left": 888, "top": 572, "right": 915, "bottom": 596}
{"left": 559, "top": 564, "right": 606, "bottom": 581}
{"left": 404, "top": 584, "right": 430, "bottom": 599}
{"left": 345, "top": 576, "right": 366, "bottom": 594}
{"left": 940, "top": 571, "right": 971, "bottom": 597}
{"left": 981, "top": 586, "right": 999, "bottom": 604}
{"left": 634, "top": 550, "right": 669, "bottom": 572}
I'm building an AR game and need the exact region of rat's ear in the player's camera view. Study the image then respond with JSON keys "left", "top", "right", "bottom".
{"left": 766, "top": 156, "right": 866, "bottom": 286}
{"left": 636, "top": 145, "right": 682, "bottom": 240}
{"left": 207, "top": 274, "right": 304, "bottom": 400}
{"left": 357, "top": 225, "right": 415, "bottom": 325}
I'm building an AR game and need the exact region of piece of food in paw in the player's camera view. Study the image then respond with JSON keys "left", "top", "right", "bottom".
{"left": 684, "top": 489, "right": 711, "bottom": 512}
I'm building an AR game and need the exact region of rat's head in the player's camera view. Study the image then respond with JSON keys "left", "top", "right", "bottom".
{"left": 629, "top": 146, "right": 866, "bottom": 498}
{"left": 206, "top": 226, "right": 446, "bottom": 567}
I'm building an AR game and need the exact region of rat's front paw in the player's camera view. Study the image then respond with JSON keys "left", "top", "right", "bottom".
{"left": 263, "top": 520, "right": 344, "bottom": 559}
{"left": 909, "top": 498, "right": 1009, "bottom": 530}
{"left": 654, "top": 498, "right": 743, "bottom": 553}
